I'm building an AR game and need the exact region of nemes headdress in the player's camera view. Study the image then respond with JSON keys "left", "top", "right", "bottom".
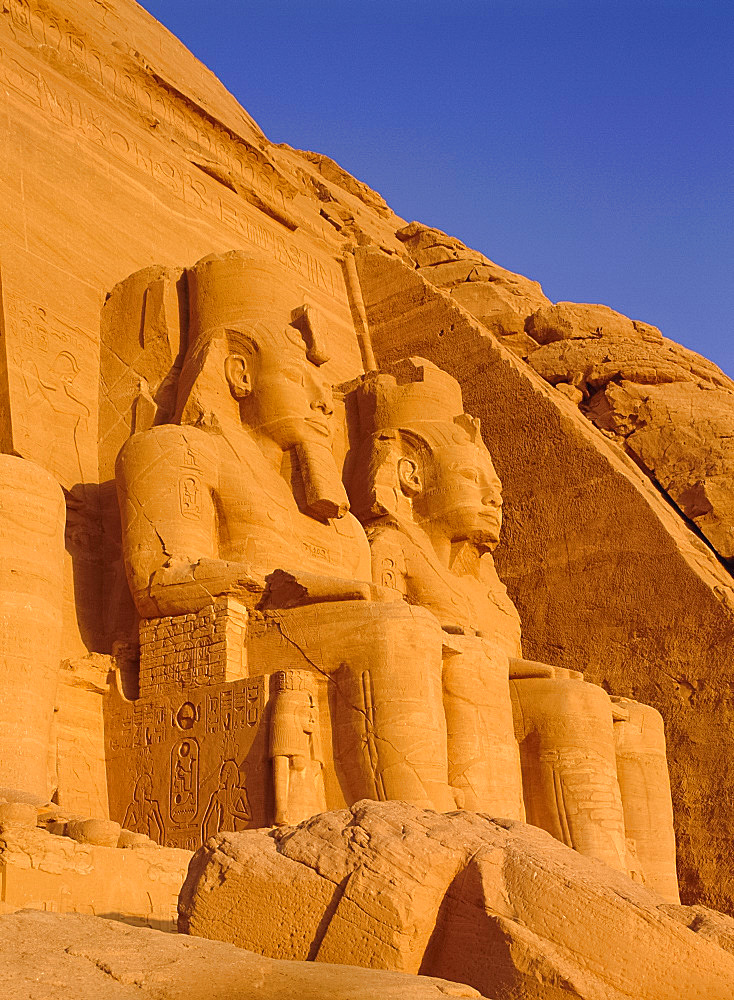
{"left": 353, "top": 357, "right": 464, "bottom": 436}
{"left": 344, "top": 357, "right": 481, "bottom": 520}
{"left": 175, "top": 250, "right": 329, "bottom": 424}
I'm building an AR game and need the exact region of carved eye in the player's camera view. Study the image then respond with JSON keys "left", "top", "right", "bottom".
{"left": 283, "top": 367, "right": 305, "bottom": 386}
{"left": 458, "top": 467, "right": 480, "bottom": 483}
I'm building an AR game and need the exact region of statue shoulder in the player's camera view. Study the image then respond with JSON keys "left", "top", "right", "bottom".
{"left": 116, "top": 425, "right": 219, "bottom": 483}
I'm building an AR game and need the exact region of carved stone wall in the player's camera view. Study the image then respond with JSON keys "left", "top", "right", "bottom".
{"left": 138, "top": 599, "right": 248, "bottom": 698}
{"left": 0, "top": 0, "right": 729, "bottom": 927}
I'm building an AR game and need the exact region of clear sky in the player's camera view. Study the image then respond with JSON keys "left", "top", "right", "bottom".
{"left": 139, "top": 0, "right": 733, "bottom": 375}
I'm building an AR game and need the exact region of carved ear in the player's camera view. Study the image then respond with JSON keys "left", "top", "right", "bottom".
{"left": 397, "top": 456, "right": 422, "bottom": 497}
{"left": 224, "top": 354, "right": 252, "bottom": 400}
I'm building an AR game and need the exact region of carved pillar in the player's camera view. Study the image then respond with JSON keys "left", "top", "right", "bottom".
{"left": 0, "top": 454, "right": 65, "bottom": 801}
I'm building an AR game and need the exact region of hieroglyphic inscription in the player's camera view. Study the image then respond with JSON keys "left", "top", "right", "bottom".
{"left": 1, "top": 0, "right": 296, "bottom": 207}
{"left": 138, "top": 599, "right": 248, "bottom": 696}
{"left": 170, "top": 737, "right": 199, "bottom": 825}
{"left": 179, "top": 447, "right": 202, "bottom": 519}
{"left": 105, "top": 674, "right": 269, "bottom": 850}
{"left": 206, "top": 681, "right": 263, "bottom": 734}
{"left": 0, "top": 13, "right": 341, "bottom": 294}
{"left": 138, "top": 608, "right": 219, "bottom": 695}
{"left": 107, "top": 700, "right": 166, "bottom": 752}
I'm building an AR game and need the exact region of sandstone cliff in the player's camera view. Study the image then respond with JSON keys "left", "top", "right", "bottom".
{"left": 0, "top": 0, "right": 733, "bottom": 917}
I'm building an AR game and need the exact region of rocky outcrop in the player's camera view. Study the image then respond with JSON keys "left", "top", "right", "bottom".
{"left": 179, "top": 800, "right": 734, "bottom": 1000}
{"left": 395, "top": 222, "right": 549, "bottom": 346}
{"left": 0, "top": 910, "right": 485, "bottom": 1000}
{"left": 523, "top": 305, "right": 734, "bottom": 561}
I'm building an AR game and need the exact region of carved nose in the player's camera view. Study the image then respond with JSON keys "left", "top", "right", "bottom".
{"left": 311, "top": 399, "right": 333, "bottom": 417}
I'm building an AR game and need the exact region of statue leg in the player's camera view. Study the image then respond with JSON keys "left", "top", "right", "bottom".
{"left": 442, "top": 634, "right": 525, "bottom": 819}
{"left": 510, "top": 677, "right": 628, "bottom": 872}
{"left": 0, "top": 456, "right": 65, "bottom": 802}
{"left": 276, "top": 601, "right": 454, "bottom": 812}
{"left": 613, "top": 697, "right": 680, "bottom": 902}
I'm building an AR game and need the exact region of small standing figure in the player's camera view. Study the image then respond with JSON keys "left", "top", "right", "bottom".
{"left": 269, "top": 671, "right": 326, "bottom": 826}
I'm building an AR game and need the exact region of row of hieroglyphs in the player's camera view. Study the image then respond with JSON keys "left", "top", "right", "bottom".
{"left": 0, "top": 0, "right": 297, "bottom": 207}
{"left": 0, "top": 44, "right": 341, "bottom": 296}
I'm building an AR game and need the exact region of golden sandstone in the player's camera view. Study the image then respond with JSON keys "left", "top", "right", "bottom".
{"left": 0, "top": 0, "right": 733, "bottom": 996}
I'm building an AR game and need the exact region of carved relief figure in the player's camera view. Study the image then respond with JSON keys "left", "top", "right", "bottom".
{"left": 269, "top": 670, "right": 325, "bottom": 826}
{"left": 123, "top": 773, "right": 164, "bottom": 843}
{"left": 201, "top": 759, "right": 251, "bottom": 842}
{"left": 21, "top": 351, "right": 92, "bottom": 484}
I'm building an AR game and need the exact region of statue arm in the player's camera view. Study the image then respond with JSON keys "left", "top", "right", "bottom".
{"left": 116, "top": 427, "right": 265, "bottom": 617}
{"left": 262, "top": 567, "right": 402, "bottom": 608}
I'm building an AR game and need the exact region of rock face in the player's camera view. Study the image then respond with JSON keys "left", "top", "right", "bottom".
{"left": 0, "top": 910, "right": 486, "bottom": 1000}
{"left": 0, "top": 0, "right": 733, "bottom": 934}
{"left": 524, "top": 308, "right": 734, "bottom": 560}
{"left": 179, "top": 800, "right": 734, "bottom": 1000}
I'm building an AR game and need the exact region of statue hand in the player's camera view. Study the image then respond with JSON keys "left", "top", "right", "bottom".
{"left": 263, "top": 569, "right": 389, "bottom": 608}
{"left": 509, "top": 657, "right": 556, "bottom": 679}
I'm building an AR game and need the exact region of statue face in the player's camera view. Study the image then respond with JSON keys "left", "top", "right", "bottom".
{"left": 230, "top": 334, "right": 335, "bottom": 450}
{"left": 415, "top": 437, "right": 503, "bottom": 550}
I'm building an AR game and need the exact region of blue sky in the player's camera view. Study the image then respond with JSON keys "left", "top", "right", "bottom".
{"left": 140, "top": 1, "right": 733, "bottom": 375}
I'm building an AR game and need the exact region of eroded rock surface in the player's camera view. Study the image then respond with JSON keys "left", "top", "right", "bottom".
{"left": 179, "top": 800, "right": 734, "bottom": 1000}
{"left": 524, "top": 309, "right": 734, "bottom": 560}
{"left": 396, "top": 221, "right": 549, "bottom": 343}
{"left": 0, "top": 910, "right": 487, "bottom": 1000}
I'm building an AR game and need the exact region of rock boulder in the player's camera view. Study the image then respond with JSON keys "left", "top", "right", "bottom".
{"left": 179, "top": 800, "right": 734, "bottom": 1000}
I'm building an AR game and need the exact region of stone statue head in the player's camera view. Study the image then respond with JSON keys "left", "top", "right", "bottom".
{"left": 174, "top": 251, "right": 348, "bottom": 519}
{"left": 175, "top": 251, "right": 331, "bottom": 443}
{"left": 346, "top": 358, "right": 503, "bottom": 551}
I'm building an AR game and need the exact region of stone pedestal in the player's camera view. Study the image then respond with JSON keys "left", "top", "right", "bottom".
{"left": 0, "top": 455, "right": 65, "bottom": 801}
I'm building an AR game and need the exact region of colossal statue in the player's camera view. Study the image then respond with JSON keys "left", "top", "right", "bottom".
{"left": 109, "top": 251, "right": 456, "bottom": 845}
{"left": 104, "top": 251, "right": 677, "bottom": 902}
{"left": 344, "top": 357, "right": 679, "bottom": 899}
